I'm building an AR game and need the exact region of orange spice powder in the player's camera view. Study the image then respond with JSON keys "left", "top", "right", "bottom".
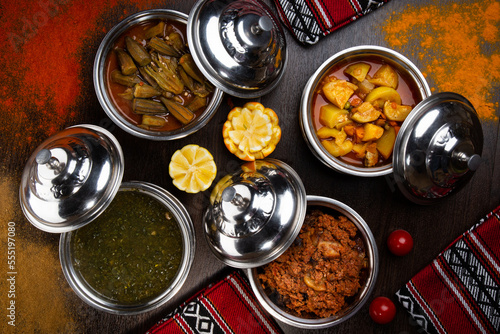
{"left": 382, "top": 0, "right": 500, "bottom": 121}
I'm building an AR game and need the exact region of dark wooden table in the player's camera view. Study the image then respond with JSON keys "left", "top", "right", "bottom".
{"left": 2, "top": 0, "right": 498, "bottom": 333}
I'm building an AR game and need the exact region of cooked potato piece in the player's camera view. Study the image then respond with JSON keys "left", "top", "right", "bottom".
{"left": 304, "top": 274, "right": 326, "bottom": 292}
{"left": 321, "top": 139, "right": 353, "bottom": 157}
{"left": 365, "top": 86, "right": 402, "bottom": 108}
{"left": 334, "top": 128, "right": 347, "bottom": 146}
{"left": 362, "top": 123, "right": 384, "bottom": 141}
{"left": 344, "top": 62, "right": 371, "bottom": 82}
{"left": 334, "top": 119, "right": 353, "bottom": 130}
{"left": 356, "top": 78, "right": 375, "bottom": 95}
{"left": 364, "top": 143, "right": 379, "bottom": 167}
{"left": 368, "top": 64, "right": 399, "bottom": 89}
{"left": 319, "top": 104, "right": 350, "bottom": 128}
{"left": 351, "top": 102, "right": 381, "bottom": 123}
{"left": 376, "top": 126, "right": 396, "bottom": 159}
{"left": 322, "top": 79, "right": 358, "bottom": 109}
{"left": 352, "top": 142, "right": 368, "bottom": 158}
{"left": 383, "top": 100, "right": 412, "bottom": 121}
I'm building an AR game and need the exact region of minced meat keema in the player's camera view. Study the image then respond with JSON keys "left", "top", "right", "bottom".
{"left": 258, "top": 210, "right": 367, "bottom": 318}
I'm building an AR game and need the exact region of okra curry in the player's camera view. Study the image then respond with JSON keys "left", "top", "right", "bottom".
{"left": 105, "top": 19, "right": 214, "bottom": 131}
{"left": 312, "top": 58, "right": 422, "bottom": 167}
{"left": 71, "top": 190, "right": 183, "bottom": 304}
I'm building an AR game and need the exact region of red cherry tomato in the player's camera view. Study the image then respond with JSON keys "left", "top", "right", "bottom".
{"left": 387, "top": 229, "right": 413, "bottom": 256}
{"left": 369, "top": 296, "right": 396, "bottom": 324}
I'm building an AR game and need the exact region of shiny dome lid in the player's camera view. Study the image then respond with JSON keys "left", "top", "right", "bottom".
{"left": 204, "top": 159, "right": 307, "bottom": 268}
{"left": 187, "top": 0, "right": 287, "bottom": 98}
{"left": 19, "top": 124, "right": 124, "bottom": 233}
{"left": 393, "top": 92, "right": 484, "bottom": 205}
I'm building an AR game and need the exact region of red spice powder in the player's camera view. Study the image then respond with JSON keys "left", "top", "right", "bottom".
{"left": 383, "top": 0, "right": 500, "bottom": 121}
{"left": 0, "top": 0, "right": 169, "bottom": 151}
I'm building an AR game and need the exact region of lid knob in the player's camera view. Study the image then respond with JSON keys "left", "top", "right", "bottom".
{"left": 215, "top": 179, "right": 274, "bottom": 238}
{"left": 467, "top": 154, "right": 482, "bottom": 171}
{"left": 220, "top": 9, "right": 274, "bottom": 66}
{"left": 35, "top": 149, "right": 52, "bottom": 165}
{"left": 36, "top": 149, "right": 65, "bottom": 175}
{"left": 452, "top": 152, "right": 482, "bottom": 172}
{"left": 254, "top": 16, "right": 273, "bottom": 34}
{"left": 187, "top": 0, "right": 287, "bottom": 98}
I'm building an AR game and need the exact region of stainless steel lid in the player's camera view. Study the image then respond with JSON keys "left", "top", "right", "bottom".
{"left": 204, "top": 159, "right": 307, "bottom": 268}
{"left": 393, "top": 92, "right": 483, "bottom": 205}
{"left": 187, "top": 0, "right": 287, "bottom": 98}
{"left": 19, "top": 124, "right": 124, "bottom": 233}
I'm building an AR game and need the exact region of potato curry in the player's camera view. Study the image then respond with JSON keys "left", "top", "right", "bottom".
{"left": 312, "top": 59, "right": 421, "bottom": 167}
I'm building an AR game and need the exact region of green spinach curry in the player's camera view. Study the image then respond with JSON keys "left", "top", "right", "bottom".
{"left": 72, "top": 190, "right": 183, "bottom": 304}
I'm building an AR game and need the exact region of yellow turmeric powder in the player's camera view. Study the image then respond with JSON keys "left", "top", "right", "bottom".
{"left": 0, "top": 175, "right": 80, "bottom": 333}
{"left": 383, "top": 0, "right": 500, "bottom": 121}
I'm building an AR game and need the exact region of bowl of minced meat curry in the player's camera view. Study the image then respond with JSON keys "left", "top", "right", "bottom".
{"left": 246, "top": 196, "right": 378, "bottom": 329}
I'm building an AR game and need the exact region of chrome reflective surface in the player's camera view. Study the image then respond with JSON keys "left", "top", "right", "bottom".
{"left": 19, "top": 124, "right": 124, "bottom": 233}
{"left": 60, "top": 181, "right": 195, "bottom": 315}
{"left": 247, "top": 195, "right": 379, "bottom": 329}
{"left": 204, "top": 159, "right": 307, "bottom": 268}
{"left": 393, "top": 92, "right": 484, "bottom": 205}
{"left": 188, "top": 0, "right": 287, "bottom": 98}
{"left": 300, "top": 45, "right": 432, "bottom": 177}
{"left": 93, "top": 9, "right": 224, "bottom": 141}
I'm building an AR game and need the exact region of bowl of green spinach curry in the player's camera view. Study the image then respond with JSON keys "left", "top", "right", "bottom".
{"left": 59, "top": 181, "right": 195, "bottom": 314}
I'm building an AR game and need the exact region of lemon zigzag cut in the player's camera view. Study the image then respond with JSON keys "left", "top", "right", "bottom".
{"left": 169, "top": 144, "right": 217, "bottom": 193}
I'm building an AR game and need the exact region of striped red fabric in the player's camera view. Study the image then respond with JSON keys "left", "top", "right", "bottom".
{"left": 396, "top": 206, "right": 500, "bottom": 334}
{"left": 146, "top": 270, "right": 283, "bottom": 334}
{"left": 273, "top": 0, "right": 391, "bottom": 45}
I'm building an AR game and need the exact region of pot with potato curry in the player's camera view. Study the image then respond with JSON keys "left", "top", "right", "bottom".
{"left": 312, "top": 59, "right": 422, "bottom": 168}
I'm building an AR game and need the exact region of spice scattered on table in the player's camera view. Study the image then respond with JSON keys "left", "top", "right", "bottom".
{"left": 0, "top": 0, "right": 172, "bottom": 151}
{"left": 0, "top": 176, "right": 79, "bottom": 333}
{"left": 383, "top": 0, "right": 500, "bottom": 121}
{"left": 0, "top": 1, "right": 171, "bottom": 331}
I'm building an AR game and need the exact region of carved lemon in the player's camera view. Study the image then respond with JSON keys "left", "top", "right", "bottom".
{"left": 222, "top": 102, "right": 281, "bottom": 161}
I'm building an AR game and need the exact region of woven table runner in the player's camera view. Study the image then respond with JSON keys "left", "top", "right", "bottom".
{"left": 272, "top": 0, "right": 391, "bottom": 45}
{"left": 146, "top": 269, "right": 283, "bottom": 334}
{"left": 396, "top": 206, "right": 500, "bottom": 334}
